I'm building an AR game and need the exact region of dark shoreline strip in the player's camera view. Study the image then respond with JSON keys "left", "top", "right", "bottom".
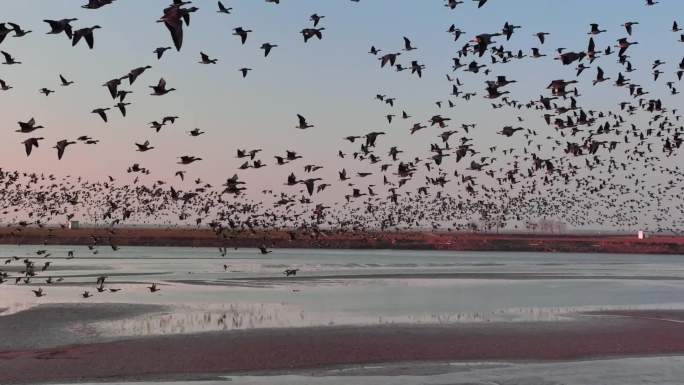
{"left": 2, "top": 228, "right": 684, "bottom": 254}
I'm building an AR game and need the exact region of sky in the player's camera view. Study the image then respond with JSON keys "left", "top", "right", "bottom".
{"left": 0, "top": 0, "right": 683, "bottom": 227}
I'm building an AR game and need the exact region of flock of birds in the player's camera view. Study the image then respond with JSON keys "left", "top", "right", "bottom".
{"left": 0, "top": 0, "right": 684, "bottom": 298}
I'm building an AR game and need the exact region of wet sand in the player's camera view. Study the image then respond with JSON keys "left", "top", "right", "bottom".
{"left": 0, "top": 304, "right": 165, "bottom": 351}
{"left": 2, "top": 308, "right": 684, "bottom": 384}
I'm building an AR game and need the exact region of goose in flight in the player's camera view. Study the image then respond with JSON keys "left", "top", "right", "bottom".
{"left": 502, "top": 22, "right": 521, "bottom": 40}
{"left": 217, "top": 1, "right": 232, "bottom": 14}
{"left": 188, "top": 128, "right": 204, "bottom": 136}
{"left": 260, "top": 43, "right": 278, "bottom": 57}
{"left": 22, "top": 137, "right": 44, "bottom": 156}
{"left": 614, "top": 72, "right": 630, "bottom": 87}
{"left": 150, "top": 121, "right": 165, "bottom": 132}
{"left": 296, "top": 114, "right": 314, "bottom": 129}
{"left": 199, "top": 52, "right": 217, "bottom": 64}
{"left": 403, "top": 36, "right": 417, "bottom": 51}
{"left": 92, "top": 108, "right": 110, "bottom": 122}
{"left": 310, "top": 14, "right": 325, "bottom": 27}
{"left": 300, "top": 178, "right": 322, "bottom": 195}
{"left": 258, "top": 245, "right": 272, "bottom": 254}
{"left": 0, "top": 23, "right": 12, "bottom": 44}
{"left": 535, "top": 32, "right": 550, "bottom": 44}
{"left": 239, "top": 67, "right": 252, "bottom": 77}
{"left": 158, "top": 5, "right": 184, "bottom": 51}
{"left": 237, "top": 148, "right": 262, "bottom": 159}
{"left": 1, "top": 51, "right": 20, "bottom": 64}
{"left": 233, "top": 27, "right": 252, "bottom": 44}
{"left": 82, "top": 0, "right": 116, "bottom": 9}
{"left": 178, "top": 155, "right": 201, "bottom": 164}
{"left": 471, "top": 33, "right": 501, "bottom": 56}
{"left": 17, "top": 118, "right": 44, "bottom": 133}
{"left": 115, "top": 89, "right": 131, "bottom": 102}
{"left": 96, "top": 280, "right": 107, "bottom": 292}
{"left": 499, "top": 126, "right": 524, "bottom": 137}
{"left": 429, "top": 115, "right": 451, "bottom": 127}
{"left": 531, "top": 48, "right": 546, "bottom": 58}
{"left": 32, "top": 288, "right": 45, "bottom": 297}
{"left": 616, "top": 38, "right": 638, "bottom": 56}
{"left": 40, "top": 88, "right": 54, "bottom": 96}
{"left": 576, "top": 63, "right": 589, "bottom": 76}
{"left": 135, "top": 140, "right": 154, "bottom": 152}
{"left": 124, "top": 65, "right": 152, "bottom": 84}
{"left": 54, "top": 139, "right": 76, "bottom": 160}
{"left": 410, "top": 123, "right": 426, "bottom": 134}
{"left": 0, "top": 78, "right": 12, "bottom": 91}
{"left": 304, "top": 164, "right": 323, "bottom": 172}
{"left": 154, "top": 46, "right": 172, "bottom": 59}
{"left": 445, "top": 0, "right": 464, "bottom": 10}
{"left": 622, "top": 21, "right": 638, "bottom": 36}
{"left": 555, "top": 51, "right": 585, "bottom": 65}
{"left": 410, "top": 61, "right": 425, "bottom": 77}
{"left": 589, "top": 23, "right": 606, "bottom": 35}
{"left": 8, "top": 23, "right": 31, "bottom": 37}
{"left": 162, "top": 116, "right": 179, "bottom": 125}
{"left": 72, "top": 26, "right": 101, "bottom": 49}
{"left": 150, "top": 78, "right": 176, "bottom": 95}
{"left": 301, "top": 28, "right": 325, "bottom": 42}
{"left": 59, "top": 74, "right": 74, "bottom": 86}
{"left": 379, "top": 52, "right": 401, "bottom": 67}
{"left": 592, "top": 65, "right": 610, "bottom": 85}
{"left": 365, "top": 131, "right": 385, "bottom": 147}
{"left": 465, "top": 60, "right": 486, "bottom": 73}
{"left": 44, "top": 18, "right": 78, "bottom": 39}
{"left": 284, "top": 269, "right": 299, "bottom": 277}
{"left": 148, "top": 283, "right": 160, "bottom": 292}
{"left": 103, "top": 78, "right": 122, "bottom": 99}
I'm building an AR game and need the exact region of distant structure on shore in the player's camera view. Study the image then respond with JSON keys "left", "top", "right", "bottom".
{"left": 526, "top": 219, "right": 568, "bottom": 234}
{"left": 68, "top": 220, "right": 80, "bottom": 230}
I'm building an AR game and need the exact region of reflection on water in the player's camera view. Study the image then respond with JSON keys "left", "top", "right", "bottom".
{"left": 96, "top": 303, "right": 301, "bottom": 336}
{"left": 95, "top": 302, "right": 684, "bottom": 338}
{"left": 96, "top": 304, "right": 574, "bottom": 337}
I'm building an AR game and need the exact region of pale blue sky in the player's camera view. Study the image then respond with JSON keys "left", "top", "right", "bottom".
{"left": 0, "top": 0, "right": 682, "bottom": 205}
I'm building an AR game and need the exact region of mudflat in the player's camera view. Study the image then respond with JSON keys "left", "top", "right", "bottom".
{"left": 2, "top": 307, "right": 684, "bottom": 384}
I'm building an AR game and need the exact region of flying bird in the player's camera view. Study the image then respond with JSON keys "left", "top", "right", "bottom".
{"left": 92, "top": 108, "right": 110, "bottom": 122}
{"left": 217, "top": 1, "right": 232, "bottom": 14}
{"left": 296, "top": 114, "right": 314, "bottom": 129}
{"left": 59, "top": 74, "right": 74, "bottom": 86}
{"left": 149, "top": 78, "right": 176, "bottom": 95}
{"left": 53, "top": 139, "right": 76, "bottom": 160}
{"left": 233, "top": 27, "right": 252, "bottom": 44}
{"left": 72, "top": 25, "right": 101, "bottom": 49}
